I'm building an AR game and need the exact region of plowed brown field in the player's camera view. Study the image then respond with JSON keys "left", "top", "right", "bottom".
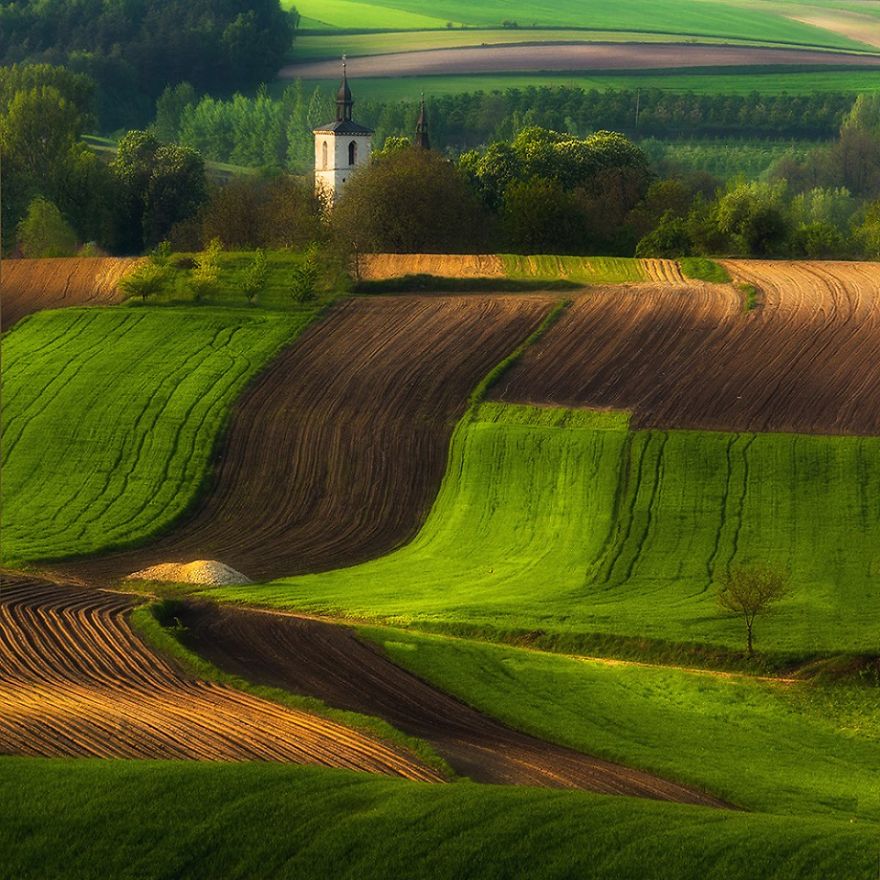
{"left": 65, "top": 295, "right": 553, "bottom": 582}
{"left": 359, "top": 253, "right": 505, "bottom": 279}
{"left": 0, "top": 258, "right": 141, "bottom": 331}
{"left": 494, "top": 261, "right": 880, "bottom": 435}
{"left": 176, "top": 601, "right": 729, "bottom": 805}
{"left": 0, "top": 575, "right": 440, "bottom": 778}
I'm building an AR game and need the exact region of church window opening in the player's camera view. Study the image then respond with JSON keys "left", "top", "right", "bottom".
{"left": 348, "top": 140, "right": 357, "bottom": 165}
{"left": 322, "top": 141, "right": 328, "bottom": 169}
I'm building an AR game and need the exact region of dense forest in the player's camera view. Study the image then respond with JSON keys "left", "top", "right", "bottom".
{"left": 0, "top": 0, "right": 297, "bottom": 128}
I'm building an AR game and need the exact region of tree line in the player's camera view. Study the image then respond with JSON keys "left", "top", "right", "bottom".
{"left": 0, "top": 0, "right": 297, "bottom": 129}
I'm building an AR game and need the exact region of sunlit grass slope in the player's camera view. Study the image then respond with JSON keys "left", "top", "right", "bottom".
{"left": 2, "top": 758, "right": 875, "bottom": 880}
{"left": 218, "top": 404, "right": 880, "bottom": 655}
{"left": 1, "top": 307, "right": 314, "bottom": 565}
{"left": 363, "top": 627, "right": 880, "bottom": 820}
{"left": 501, "top": 254, "right": 648, "bottom": 283}
{"left": 289, "top": 0, "right": 868, "bottom": 52}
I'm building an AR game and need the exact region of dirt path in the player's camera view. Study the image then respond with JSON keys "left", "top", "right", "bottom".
{"left": 1, "top": 258, "right": 141, "bottom": 331}
{"left": 280, "top": 42, "right": 880, "bottom": 80}
{"left": 495, "top": 262, "right": 880, "bottom": 435}
{"left": 175, "top": 601, "right": 730, "bottom": 805}
{"left": 62, "top": 295, "right": 553, "bottom": 583}
{"left": 0, "top": 575, "right": 440, "bottom": 779}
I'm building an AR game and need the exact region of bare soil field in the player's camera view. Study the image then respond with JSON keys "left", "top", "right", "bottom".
{"left": 494, "top": 261, "right": 880, "bottom": 435}
{"left": 176, "top": 601, "right": 729, "bottom": 805}
{"left": 0, "top": 575, "right": 440, "bottom": 779}
{"left": 64, "top": 295, "right": 552, "bottom": 583}
{"left": 359, "top": 253, "right": 505, "bottom": 280}
{"left": 0, "top": 258, "right": 141, "bottom": 331}
{"left": 280, "top": 42, "right": 880, "bottom": 81}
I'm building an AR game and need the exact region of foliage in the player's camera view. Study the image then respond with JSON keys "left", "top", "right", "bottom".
{"left": 289, "top": 244, "right": 320, "bottom": 303}
{"left": 718, "top": 566, "right": 790, "bottom": 655}
{"left": 331, "top": 147, "right": 491, "bottom": 253}
{"left": 0, "top": 308, "right": 315, "bottom": 566}
{"left": 241, "top": 249, "right": 269, "bottom": 303}
{"left": 636, "top": 212, "right": 692, "bottom": 258}
{"left": 0, "top": 0, "right": 297, "bottom": 129}
{"left": 15, "top": 197, "right": 78, "bottom": 257}
{"left": 221, "top": 404, "right": 880, "bottom": 657}
{"left": 188, "top": 238, "right": 223, "bottom": 301}
{"left": 119, "top": 263, "right": 171, "bottom": 303}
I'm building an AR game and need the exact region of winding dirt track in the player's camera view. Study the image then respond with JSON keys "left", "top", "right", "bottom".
{"left": 0, "top": 258, "right": 141, "bottom": 332}
{"left": 280, "top": 42, "right": 880, "bottom": 80}
{"left": 175, "top": 601, "right": 729, "bottom": 805}
{"left": 494, "top": 261, "right": 880, "bottom": 435}
{"left": 63, "top": 295, "right": 553, "bottom": 583}
{"left": 0, "top": 575, "right": 440, "bottom": 779}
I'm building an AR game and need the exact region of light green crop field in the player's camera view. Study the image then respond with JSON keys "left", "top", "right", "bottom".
{"left": 1, "top": 758, "right": 875, "bottom": 880}
{"left": 295, "top": 69, "right": 880, "bottom": 100}
{"left": 363, "top": 626, "right": 880, "bottom": 820}
{"left": 501, "top": 254, "right": 648, "bottom": 283}
{"left": 1, "top": 307, "right": 314, "bottom": 565}
{"left": 213, "top": 403, "right": 880, "bottom": 657}
{"left": 288, "top": 0, "right": 869, "bottom": 51}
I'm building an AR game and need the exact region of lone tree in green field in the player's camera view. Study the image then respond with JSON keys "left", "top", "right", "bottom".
{"left": 241, "top": 249, "right": 268, "bottom": 304}
{"left": 119, "top": 262, "right": 170, "bottom": 302}
{"left": 718, "top": 566, "right": 789, "bottom": 656}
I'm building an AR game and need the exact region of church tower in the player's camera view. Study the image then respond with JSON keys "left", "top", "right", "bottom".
{"left": 313, "top": 59, "right": 373, "bottom": 205}
{"left": 414, "top": 95, "right": 430, "bottom": 150}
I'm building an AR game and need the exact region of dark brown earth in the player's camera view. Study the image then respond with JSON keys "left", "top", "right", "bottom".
{"left": 61, "top": 295, "right": 553, "bottom": 584}
{"left": 0, "top": 258, "right": 141, "bottom": 331}
{"left": 494, "top": 262, "right": 880, "bottom": 435}
{"left": 280, "top": 41, "right": 880, "bottom": 81}
{"left": 175, "top": 600, "right": 731, "bottom": 805}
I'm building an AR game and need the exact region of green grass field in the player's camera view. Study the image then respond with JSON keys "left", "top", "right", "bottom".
{"left": 1, "top": 758, "right": 875, "bottom": 880}
{"left": 288, "top": 0, "right": 870, "bottom": 52}
{"left": 213, "top": 403, "right": 880, "bottom": 657}
{"left": 1, "top": 307, "right": 314, "bottom": 565}
{"left": 501, "top": 254, "right": 649, "bottom": 283}
{"left": 296, "top": 69, "right": 880, "bottom": 101}
{"left": 362, "top": 626, "right": 880, "bottom": 819}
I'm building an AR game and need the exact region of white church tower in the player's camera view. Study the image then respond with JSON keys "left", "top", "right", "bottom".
{"left": 314, "top": 59, "right": 373, "bottom": 205}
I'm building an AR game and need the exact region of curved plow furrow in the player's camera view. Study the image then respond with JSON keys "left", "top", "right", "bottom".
{"left": 66, "top": 295, "right": 553, "bottom": 582}
{"left": 0, "top": 576, "right": 441, "bottom": 780}
{"left": 494, "top": 262, "right": 880, "bottom": 435}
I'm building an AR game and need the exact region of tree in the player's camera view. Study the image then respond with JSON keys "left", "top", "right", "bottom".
{"left": 189, "top": 238, "right": 223, "bottom": 302}
{"left": 16, "top": 197, "right": 78, "bottom": 257}
{"left": 501, "top": 177, "right": 584, "bottom": 253}
{"left": 635, "top": 212, "right": 692, "bottom": 258}
{"left": 119, "top": 263, "right": 171, "bottom": 302}
{"left": 718, "top": 566, "right": 789, "bottom": 655}
{"left": 241, "top": 249, "right": 269, "bottom": 304}
{"left": 290, "top": 245, "right": 319, "bottom": 303}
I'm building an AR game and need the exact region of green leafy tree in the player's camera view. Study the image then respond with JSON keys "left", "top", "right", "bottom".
{"left": 153, "top": 83, "right": 197, "bottom": 142}
{"left": 714, "top": 182, "right": 790, "bottom": 256}
{"left": 119, "top": 263, "right": 171, "bottom": 302}
{"left": 290, "top": 245, "right": 320, "bottom": 303}
{"left": 189, "top": 237, "right": 223, "bottom": 302}
{"left": 501, "top": 177, "right": 584, "bottom": 254}
{"left": 241, "top": 249, "right": 269, "bottom": 304}
{"left": 16, "top": 197, "right": 78, "bottom": 257}
{"left": 635, "top": 212, "right": 692, "bottom": 258}
{"left": 718, "top": 566, "right": 789, "bottom": 656}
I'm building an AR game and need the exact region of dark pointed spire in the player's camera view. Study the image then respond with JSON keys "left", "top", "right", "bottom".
{"left": 336, "top": 55, "right": 353, "bottom": 122}
{"left": 415, "top": 93, "right": 430, "bottom": 149}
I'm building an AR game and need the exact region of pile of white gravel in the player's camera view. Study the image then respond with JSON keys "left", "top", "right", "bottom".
{"left": 126, "top": 560, "right": 252, "bottom": 586}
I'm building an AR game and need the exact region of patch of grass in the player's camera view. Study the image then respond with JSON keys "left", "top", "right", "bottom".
{"left": 500, "top": 254, "right": 648, "bottom": 283}
{"left": 680, "top": 256, "right": 731, "bottom": 283}
{"left": 737, "top": 281, "right": 759, "bottom": 311}
{"left": 0, "top": 307, "right": 316, "bottom": 565}
{"left": 129, "top": 602, "right": 452, "bottom": 777}
{"left": 360, "top": 626, "right": 880, "bottom": 821}
{"left": 1, "top": 757, "right": 876, "bottom": 880}
{"left": 214, "top": 403, "right": 880, "bottom": 657}
{"left": 294, "top": 69, "right": 880, "bottom": 100}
